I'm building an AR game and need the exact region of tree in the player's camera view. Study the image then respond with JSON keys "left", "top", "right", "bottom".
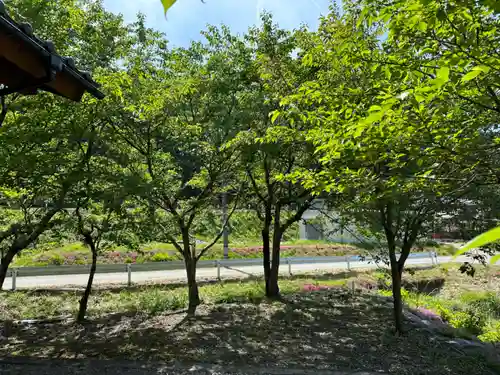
{"left": 357, "top": 0, "right": 500, "bottom": 269}
{"left": 278, "top": 5, "right": 479, "bottom": 332}
{"left": 68, "top": 114, "right": 137, "bottom": 322}
{"left": 0, "top": 0, "right": 133, "bottom": 288}
{"left": 73, "top": 200, "right": 137, "bottom": 322}
{"left": 0, "top": 95, "right": 96, "bottom": 288}
{"left": 107, "top": 25, "right": 247, "bottom": 314}
{"left": 228, "top": 15, "right": 319, "bottom": 297}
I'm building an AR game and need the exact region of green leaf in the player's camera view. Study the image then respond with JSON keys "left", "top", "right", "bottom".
{"left": 303, "top": 53, "right": 313, "bottom": 67}
{"left": 357, "top": 7, "right": 369, "bottom": 28}
{"left": 363, "top": 111, "right": 384, "bottom": 124}
{"left": 436, "top": 66, "right": 450, "bottom": 83}
{"left": 161, "top": 0, "right": 177, "bottom": 15}
{"left": 461, "top": 69, "right": 484, "bottom": 82}
{"left": 454, "top": 226, "right": 500, "bottom": 258}
{"left": 270, "top": 111, "right": 280, "bottom": 124}
{"left": 473, "top": 65, "right": 491, "bottom": 74}
{"left": 417, "top": 22, "right": 428, "bottom": 32}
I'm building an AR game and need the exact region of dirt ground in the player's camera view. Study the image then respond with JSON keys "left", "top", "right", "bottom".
{"left": 1, "top": 290, "right": 498, "bottom": 375}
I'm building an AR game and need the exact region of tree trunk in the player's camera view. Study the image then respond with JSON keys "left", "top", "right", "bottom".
{"left": 77, "top": 246, "right": 97, "bottom": 322}
{"left": 222, "top": 193, "right": 229, "bottom": 259}
{"left": 389, "top": 256, "right": 404, "bottom": 334}
{"left": 0, "top": 249, "right": 15, "bottom": 290}
{"left": 379, "top": 201, "right": 405, "bottom": 333}
{"left": 387, "top": 231, "right": 405, "bottom": 334}
{"left": 268, "top": 231, "right": 282, "bottom": 298}
{"left": 262, "top": 227, "right": 271, "bottom": 296}
{"left": 185, "top": 257, "right": 200, "bottom": 315}
{"left": 181, "top": 228, "right": 200, "bottom": 315}
{"left": 267, "top": 205, "right": 282, "bottom": 298}
{"left": 261, "top": 203, "right": 273, "bottom": 296}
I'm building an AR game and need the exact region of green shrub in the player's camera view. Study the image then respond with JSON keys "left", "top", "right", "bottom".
{"left": 373, "top": 270, "right": 391, "bottom": 288}
{"left": 198, "top": 251, "right": 220, "bottom": 260}
{"left": 478, "top": 321, "right": 500, "bottom": 342}
{"left": 61, "top": 242, "right": 87, "bottom": 252}
{"left": 436, "top": 305, "right": 454, "bottom": 322}
{"left": 48, "top": 254, "right": 65, "bottom": 265}
{"left": 208, "top": 282, "right": 265, "bottom": 304}
{"left": 461, "top": 291, "right": 500, "bottom": 319}
{"left": 124, "top": 257, "right": 134, "bottom": 264}
{"left": 141, "top": 242, "right": 175, "bottom": 252}
{"left": 448, "top": 311, "right": 486, "bottom": 335}
{"left": 227, "top": 251, "right": 245, "bottom": 259}
{"left": 378, "top": 289, "right": 392, "bottom": 297}
{"left": 151, "top": 252, "right": 176, "bottom": 262}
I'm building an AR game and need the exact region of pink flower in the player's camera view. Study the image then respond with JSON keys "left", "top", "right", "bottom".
{"left": 302, "top": 284, "right": 331, "bottom": 292}
{"left": 416, "top": 307, "right": 443, "bottom": 322}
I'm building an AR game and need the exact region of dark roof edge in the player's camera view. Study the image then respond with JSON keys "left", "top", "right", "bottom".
{"left": 0, "top": 0, "right": 105, "bottom": 100}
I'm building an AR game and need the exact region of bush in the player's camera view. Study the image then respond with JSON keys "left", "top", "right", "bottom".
{"left": 60, "top": 242, "right": 87, "bottom": 253}
{"left": 228, "top": 249, "right": 260, "bottom": 259}
{"left": 151, "top": 252, "right": 176, "bottom": 262}
{"left": 48, "top": 254, "right": 65, "bottom": 265}
{"left": 461, "top": 292, "right": 500, "bottom": 320}
{"left": 373, "top": 270, "right": 391, "bottom": 288}
{"left": 478, "top": 321, "right": 500, "bottom": 342}
{"left": 385, "top": 286, "right": 499, "bottom": 340}
{"left": 378, "top": 289, "right": 392, "bottom": 297}
{"left": 448, "top": 311, "right": 486, "bottom": 335}
{"left": 207, "top": 281, "right": 265, "bottom": 304}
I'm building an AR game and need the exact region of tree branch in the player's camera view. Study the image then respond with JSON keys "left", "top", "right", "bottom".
{"left": 196, "top": 186, "right": 243, "bottom": 261}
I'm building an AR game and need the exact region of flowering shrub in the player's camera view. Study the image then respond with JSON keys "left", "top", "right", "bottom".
{"left": 302, "top": 284, "right": 332, "bottom": 292}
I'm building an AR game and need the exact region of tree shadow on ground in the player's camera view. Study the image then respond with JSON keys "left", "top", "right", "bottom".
{"left": 0, "top": 290, "right": 497, "bottom": 375}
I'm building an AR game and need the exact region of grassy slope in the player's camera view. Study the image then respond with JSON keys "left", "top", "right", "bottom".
{"left": 379, "top": 264, "right": 500, "bottom": 343}
{"left": 13, "top": 239, "right": 454, "bottom": 267}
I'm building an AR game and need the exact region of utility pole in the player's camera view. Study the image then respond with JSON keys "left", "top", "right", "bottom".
{"left": 222, "top": 192, "right": 229, "bottom": 259}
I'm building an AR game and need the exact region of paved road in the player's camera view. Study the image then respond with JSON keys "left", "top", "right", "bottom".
{"left": 2, "top": 255, "right": 466, "bottom": 290}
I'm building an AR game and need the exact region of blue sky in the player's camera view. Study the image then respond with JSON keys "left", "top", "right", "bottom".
{"left": 103, "top": 0, "right": 334, "bottom": 47}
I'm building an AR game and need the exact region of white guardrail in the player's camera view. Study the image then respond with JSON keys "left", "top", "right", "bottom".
{"left": 5, "top": 251, "right": 438, "bottom": 291}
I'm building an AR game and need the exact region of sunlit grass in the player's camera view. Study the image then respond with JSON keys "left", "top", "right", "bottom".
{"left": 0, "top": 276, "right": 348, "bottom": 321}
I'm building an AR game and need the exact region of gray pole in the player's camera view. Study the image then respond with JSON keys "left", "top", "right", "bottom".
{"left": 222, "top": 193, "right": 229, "bottom": 259}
